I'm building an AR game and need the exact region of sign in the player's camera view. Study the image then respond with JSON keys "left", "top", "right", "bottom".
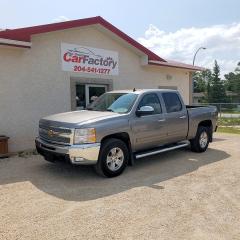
{"left": 61, "top": 43, "right": 119, "bottom": 75}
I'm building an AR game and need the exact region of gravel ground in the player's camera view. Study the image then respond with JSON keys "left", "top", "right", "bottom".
{"left": 0, "top": 133, "right": 240, "bottom": 240}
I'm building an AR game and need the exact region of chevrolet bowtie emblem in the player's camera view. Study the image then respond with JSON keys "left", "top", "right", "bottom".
{"left": 48, "top": 129, "right": 55, "bottom": 137}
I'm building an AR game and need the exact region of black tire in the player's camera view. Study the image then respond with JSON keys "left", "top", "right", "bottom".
{"left": 94, "top": 138, "right": 129, "bottom": 178}
{"left": 190, "top": 126, "right": 210, "bottom": 153}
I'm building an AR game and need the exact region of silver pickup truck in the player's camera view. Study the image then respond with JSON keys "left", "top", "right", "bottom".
{"left": 36, "top": 89, "right": 218, "bottom": 177}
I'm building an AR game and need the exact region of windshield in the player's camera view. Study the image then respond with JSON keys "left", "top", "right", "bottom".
{"left": 87, "top": 92, "right": 138, "bottom": 113}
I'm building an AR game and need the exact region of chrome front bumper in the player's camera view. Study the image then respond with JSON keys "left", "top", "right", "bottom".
{"left": 35, "top": 137, "right": 100, "bottom": 165}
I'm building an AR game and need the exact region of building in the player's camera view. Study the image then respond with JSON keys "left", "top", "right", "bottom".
{"left": 193, "top": 92, "right": 205, "bottom": 104}
{"left": 0, "top": 16, "right": 202, "bottom": 152}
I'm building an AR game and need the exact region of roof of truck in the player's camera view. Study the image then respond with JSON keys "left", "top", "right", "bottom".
{"left": 108, "top": 89, "right": 178, "bottom": 94}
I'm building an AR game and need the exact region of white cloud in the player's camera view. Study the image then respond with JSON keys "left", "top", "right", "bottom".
{"left": 52, "top": 16, "right": 70, "bottom": 23}
{"left": 138, "top": 23, "right": 240, "bottom": 77}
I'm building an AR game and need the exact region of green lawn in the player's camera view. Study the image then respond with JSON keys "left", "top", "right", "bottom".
{"left": 218, "top": 117, "right": 240, "bottom": 126}
{"left": 217, "top": 126, "right": 240, "bottom": 134}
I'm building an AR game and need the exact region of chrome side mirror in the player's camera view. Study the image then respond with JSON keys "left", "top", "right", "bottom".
{"left": 136, "top": 106, "right": 154, "bottom": 117}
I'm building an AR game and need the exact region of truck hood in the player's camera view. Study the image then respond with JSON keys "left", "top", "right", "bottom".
{"left": 41, "top": 110, "right": 120, "bottom": 125}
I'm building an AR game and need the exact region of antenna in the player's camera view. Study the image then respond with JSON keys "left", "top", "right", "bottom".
{"left": 133, "top": 88, "right": 136, "bottom": 92}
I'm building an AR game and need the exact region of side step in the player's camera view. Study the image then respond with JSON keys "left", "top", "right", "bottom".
{"left": 135, "top": 141, "right": 189, "bottom": 159}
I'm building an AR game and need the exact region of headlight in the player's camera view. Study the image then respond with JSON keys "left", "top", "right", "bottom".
{"left": 74, "top": 128, "right": 96, "bottom": 144}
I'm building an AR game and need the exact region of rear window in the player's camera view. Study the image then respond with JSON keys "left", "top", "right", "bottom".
{"left": 162, "top": 92, "right": 182, "bottom": 113}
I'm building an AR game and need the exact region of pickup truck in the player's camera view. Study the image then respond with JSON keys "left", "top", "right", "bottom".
{"left": 36, "top": 89, "right": 218, "bottom": 177}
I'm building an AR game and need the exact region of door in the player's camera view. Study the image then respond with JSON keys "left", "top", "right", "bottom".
{"left": 76, "top": 84, "right": 107, "bottom": 110}
{"left": 86, "top": 84, "right": 107, "bottom": 105}
{"left": 131, "top": 93, "right": 168, "bottom": 151}
{"left": 161, "top": 92, "right": 188, "bottom": 142}
{"left": 76, "top": 84, "right": 86, "bottom": 110}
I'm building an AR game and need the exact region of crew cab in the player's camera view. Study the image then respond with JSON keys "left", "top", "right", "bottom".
{"left": 36, "top": 89, "right": 218, "bottom": 177}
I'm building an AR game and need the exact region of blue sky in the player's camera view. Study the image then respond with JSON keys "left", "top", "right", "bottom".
{"left": 1, "top": 0, "right": 240, "bottom": 75}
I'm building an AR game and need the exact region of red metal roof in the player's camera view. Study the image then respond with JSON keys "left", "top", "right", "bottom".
{"left": 0, "top": 16, "right": 164, "bottom": 62}
{"left": 0, "top": 16, "right": 203, "bottom": 71}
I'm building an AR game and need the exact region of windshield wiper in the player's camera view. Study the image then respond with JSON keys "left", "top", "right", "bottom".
{"left": 106, "top": 108, "right": 114, "bottom": 112}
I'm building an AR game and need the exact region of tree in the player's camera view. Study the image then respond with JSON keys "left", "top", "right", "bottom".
{"left": 224, "top": 62, "right": 240, "bottom": 102}
{"left": 208, "top": 60, "right": 227, "bottom": 103}
{"left": 193, "top": 69, "right": 213, "bottom": 102}
{"left": 193, "top": 71, "right": 207, "bottom": 93}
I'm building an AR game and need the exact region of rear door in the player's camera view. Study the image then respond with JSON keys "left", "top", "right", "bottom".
{"left": 131, "top": 93, "right": 168, "bottom": 151}
{"left": 161, "top": 92, "right": 188, "bottom": 143}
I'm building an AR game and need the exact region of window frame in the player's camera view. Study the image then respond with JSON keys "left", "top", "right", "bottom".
{"left": 137, "top": 93, "right": 162, "bottom": 115}
{"left": 162, "top": 92, "right": 183, "bottom": 113}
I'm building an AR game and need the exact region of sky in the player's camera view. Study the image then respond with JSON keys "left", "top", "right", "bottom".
{"left": 1, "top": 0, "right": 240, "bottom": 76}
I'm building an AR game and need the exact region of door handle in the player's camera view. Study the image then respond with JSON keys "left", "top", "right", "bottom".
{"left": 158, "top": 119, "right": 166, "bottom": 122}
{"left": 179, "top": 115, "right": 186, "bottom": 119}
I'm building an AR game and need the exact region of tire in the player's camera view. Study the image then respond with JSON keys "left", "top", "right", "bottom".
{"left": 190, "top": 126, "right": 210, "bottom": 153}
{"left": 94, "top": 138, "right": 129, "bottom": 178}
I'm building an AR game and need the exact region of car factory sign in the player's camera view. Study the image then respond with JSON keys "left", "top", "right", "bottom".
{"left": 61, "top": 43, "right": 119, "bottom": 75}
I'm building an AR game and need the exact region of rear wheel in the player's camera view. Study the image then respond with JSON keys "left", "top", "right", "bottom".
{"left": 95, "top": 138, "right": 129, "bottom": 177}
{"left": 190, "top": 126, "right": 210, "bottom": 153}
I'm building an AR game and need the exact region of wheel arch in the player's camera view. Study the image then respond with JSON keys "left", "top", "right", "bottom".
{"left": 100, "top": 132, "right": 134, "bottom": 165}
{"left": 198, "top": 120, "right": 213, "bottom": 142}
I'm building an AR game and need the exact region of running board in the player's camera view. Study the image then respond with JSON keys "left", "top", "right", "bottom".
{"left": 135, "top": 141, "right": 189, "bottom": 159}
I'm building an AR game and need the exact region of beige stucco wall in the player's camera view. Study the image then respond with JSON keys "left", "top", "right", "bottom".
{"left": 0, "top": 26, "right": 192, "bottom": 152}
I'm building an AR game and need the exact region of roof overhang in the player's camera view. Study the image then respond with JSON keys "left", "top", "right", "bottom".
{"left": 0, "top": 38, "right": 31, "bottom": 48}
{"left": 148, "top": 60, "right": 204, "bottom": 71}
{"left": 0, "top": 16, "right": 203, "bottom": 71}
{"left": 0, "top": 16, "right": 164, "bottom": 61}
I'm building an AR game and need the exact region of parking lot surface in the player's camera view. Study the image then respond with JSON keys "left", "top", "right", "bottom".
{"left": 0, "top": 133, "right": 240, "bottom": 240}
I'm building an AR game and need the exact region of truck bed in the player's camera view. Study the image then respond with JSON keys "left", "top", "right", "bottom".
{"left": 186, "top": 105, "right": 218, "bottom": 140}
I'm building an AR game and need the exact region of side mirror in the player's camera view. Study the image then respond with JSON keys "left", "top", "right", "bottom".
{"left": 136, "top": 106, "right": 154, "bottom": 117}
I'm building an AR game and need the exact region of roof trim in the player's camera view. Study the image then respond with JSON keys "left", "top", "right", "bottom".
{"left": 0, "top": 16, "right": 165, "bottom": 61}
{"left": 0, "top": 16, "right": 204, "bottom": 70}
{"left": 148, "top": 60, "right": 204, "bottom": 71}
{"left": 0, "top": 38, "right": 31, "bottom": 48}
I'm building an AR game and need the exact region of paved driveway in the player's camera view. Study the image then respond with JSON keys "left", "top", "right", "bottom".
{"left": 0, "top": 133, "right": 240, "bottom": 240}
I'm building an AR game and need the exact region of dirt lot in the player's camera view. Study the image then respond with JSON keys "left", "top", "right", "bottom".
{"left": 0, "top": 133, "right": 240, "bottom": 240}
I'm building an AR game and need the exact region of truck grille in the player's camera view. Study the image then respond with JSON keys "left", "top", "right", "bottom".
{"left": 39, "top": 124, "right": 72, "bottom": 145}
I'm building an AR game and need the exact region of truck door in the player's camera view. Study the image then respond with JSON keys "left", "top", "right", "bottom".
{"left": 161, "top": 92, "right": 188, "bottom": 142}
{"left": 131, "top": 93, "right": 168, "bottom": 151}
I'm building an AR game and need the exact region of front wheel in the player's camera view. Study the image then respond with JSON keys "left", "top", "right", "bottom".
{"left": 190, "top": 126, "right": 210, "bottom": 153}
{"left": 94, "top": 138, "right": 129, "bottom": 177}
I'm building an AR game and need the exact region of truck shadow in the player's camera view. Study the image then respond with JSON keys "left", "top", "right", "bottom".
{"left": 0, "top": 147, "right": 230, "bottom": 202}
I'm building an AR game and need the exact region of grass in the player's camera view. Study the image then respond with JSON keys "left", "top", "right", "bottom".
{"left": 218, "top": 117, "right": 240, "bottom": 126}
{"left": 217, "top": 117, "right": 240, "bottom": 134}
{"left": 217, "top": 126, "right": 240, "bottom": 134}
{"left": 222, "top": 111, "right": 240, "bottom": 114}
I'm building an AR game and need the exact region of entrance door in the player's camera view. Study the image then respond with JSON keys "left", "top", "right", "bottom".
{"left": 86, "top": 84, "right": 107, "bottom": 105}
{"left": 76, "top": 84, "right": 107, "bottom": 110}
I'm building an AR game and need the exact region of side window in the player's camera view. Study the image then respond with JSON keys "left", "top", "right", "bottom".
{"left": 162, "top": 92, "right": 182, "bottom": 113}
{"left": 138, "top": 93, "right": 162, "bottom": 114}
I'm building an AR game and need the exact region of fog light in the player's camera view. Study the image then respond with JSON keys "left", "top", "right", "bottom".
{"left": 74, "top": 157, "right": 84, "bottom": 162}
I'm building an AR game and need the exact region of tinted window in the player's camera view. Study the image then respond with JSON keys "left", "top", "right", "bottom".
{"left": 138, "top": 93, "right": 162, "bottom": 114}
{"left": 162, "top": 92, "right": 182, "bottom": 113}
{"left": 87, "top": 93, "right": 138, "bottom": 113}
